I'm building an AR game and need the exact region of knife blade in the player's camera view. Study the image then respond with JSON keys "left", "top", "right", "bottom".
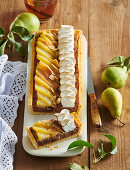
{"left": 87, "top": 57, "right": 102, "bottom": 128}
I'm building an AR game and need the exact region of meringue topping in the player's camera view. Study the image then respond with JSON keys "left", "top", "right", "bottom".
{"left": 58, "top": 25, "right": 77, "bottom": 107}
{"left": 54, "top": 109, "right": 75, "bottom": 132}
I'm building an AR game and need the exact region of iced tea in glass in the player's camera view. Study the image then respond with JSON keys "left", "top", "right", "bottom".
{"left": 24, "top": 0, "right": 58, "bottom": 23}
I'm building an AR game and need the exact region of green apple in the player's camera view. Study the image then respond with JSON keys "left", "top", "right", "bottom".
{"left": 10, "top": 12, "right": 40, "bottom": 34}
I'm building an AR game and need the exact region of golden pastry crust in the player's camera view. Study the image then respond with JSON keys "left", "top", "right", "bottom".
{"left": 25, "top": 112, "right": 82, "bottom": 149}
{"left": 28, "top": 29, "right": 83, "bottom": 114}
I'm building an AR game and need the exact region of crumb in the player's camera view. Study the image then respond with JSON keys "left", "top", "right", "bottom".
{"left": 54, "top": 146, "right": 60, "bottom": 149}
{"left": 49, "top": 148, "right": 54, "bottom": 150}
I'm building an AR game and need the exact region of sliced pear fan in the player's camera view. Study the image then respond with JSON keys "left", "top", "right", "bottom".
{"left": 36, "top": 69, "right": 53, "bottom": 87}
{"left": 35, "top": 76, "right": 51, "bottom": 90}
{"left": 41, "top": 31, "right": 55, "bottom": 41}
{"left": 37, "top": 93, "right": 52, "bottom": 106}
{"left": 38, "top": 36, "right": 56, "bottom": 50}
{"left": 36, "top": 47, "right": 53, "bottom": 59}
{"left": 34, "top": 31, "right": 59, "bottom": 108}
{"left": 35, "top": 84, "right": 53, "bottom": 98}
{"left": 38, "top": 61, "right": 58, "bottom": 74}
{"left": 37, "top": 41, "right": 56, "bottom": 58}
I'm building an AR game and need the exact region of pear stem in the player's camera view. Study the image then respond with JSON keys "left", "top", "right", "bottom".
{"left": 116, "top": 117, "right": 125, "bottom": 125}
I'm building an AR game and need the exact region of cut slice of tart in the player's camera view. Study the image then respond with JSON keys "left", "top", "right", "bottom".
{"left": 25, "top": 110, "right": 82, "bottom": 149}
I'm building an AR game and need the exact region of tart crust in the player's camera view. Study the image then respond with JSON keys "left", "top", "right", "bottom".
{"left": 28, "top": 29, "right": 83, "bottom": 114}
{"left": 25, "top": 113, "right": 82, "bottom": 149}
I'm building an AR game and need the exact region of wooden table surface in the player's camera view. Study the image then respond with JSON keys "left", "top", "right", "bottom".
{"left": 0, "top": 0, "right": 130, "bottom": 169}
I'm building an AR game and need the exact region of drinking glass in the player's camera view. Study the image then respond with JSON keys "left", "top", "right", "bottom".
{"left": 24, "top": 0, "right": 58, "bottom": 23}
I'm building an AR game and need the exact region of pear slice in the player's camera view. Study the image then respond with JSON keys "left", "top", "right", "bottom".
{"left": 37, "top": 99, "right": 47, "bottom": 107}
{"left": 37, "top": 64, "right": 54, "bottom": 77}
{"left": 36, "top": 46, "right": 53, "bottom": 59}
{"left": 38, "top": 36, "right": 56, "bottom": 50}
{"left": 38, "top": 61, "right": 58, "bottom": 75}
{"left": 37, "top": 53, "right": 54, "bottom": 64}
{"left": 37, "top": 41, "right": 56, "bottom": 58}
{"left": 41, "top": 32, "right": 55, "bottom": 41}
{"left": 37, "top": 54, "right": 51, "bottom": 65}
{"left": 35, "top": 76, "right": 51, "bottom": 89}
{"left": 36, "top": 132, "right": 49, "bottom": 141}
{"left": 36, "top": 69, "right": 53, "bottom": 87}
{"left": 34, "top": 121, "right": 50, "bottom": 129}
{"left": 32, "top": 126, "right": 51, "bottom": 135}
{"left": 35, "top": 84, "right": 53, "bottom": 98}
{"left": 38, "top": 93, "right": 52, "bottom": 106}
{"left": 36, "top": 68, "right": 55, "bottom": 92}
{"left": 37, "top": 54, "right": 59, "bottom": 68}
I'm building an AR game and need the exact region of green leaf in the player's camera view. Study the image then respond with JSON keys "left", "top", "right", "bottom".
{"left": 0, "top": 27, "right": 5, "bottom": 38}
{"left": 124, "top": 57, "right": 130, "bottom": 72}
{"left": 0, "top": 39, "right": 8, "bottom": 56}
{"left": 108, "top": 56, "right": 126, "bottom": 66}
{"left": 15, "top": 41, "right": 25, "bottom": 56}
{"left": 82, "top": 165, "right": 89, "bottom": 170}
{"left": 7, "top": 32, "right": 15, "bottom": 44}
{"left": 98, "top": 140, "right": 107, "bottom": 158}
{"left": 69, "top": 163, "right": 83, "bottom": 170}
{"left": 103, "top": 134, "right": 117, "bottom": 154}
{"left": 8, "top": 32, "right": 25, "bottom": 56}
{"left": 68, "top": 140, "right": 93, "bottom": 150}
{"left": 11, "top": 26, "right": 34, "bottom": 41}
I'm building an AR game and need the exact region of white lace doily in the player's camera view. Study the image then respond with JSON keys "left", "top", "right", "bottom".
{"left": 0, "top": 55, "right": 8, "bottom": 76}
{"left": 0, "top": 54, "right": 27, "bottom": 170}
{"left": 0, "top": 118, "right": 17, "bottom": 170}
{"left": 2, "top": 60, "right": 27, "bottom": 101}
{"left": 0, "top": 95, "right": 19, "bottom": 127}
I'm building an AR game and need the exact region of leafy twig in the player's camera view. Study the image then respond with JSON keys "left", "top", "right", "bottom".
{"left": 69, "top": 163, "right": 89, "bottom": 170}
{"left": 93, "top": 134, "right": 117, "bottom": 164}
{"left": 108, "top": 56, "right": 130, "bottom": 74}
{"left": 68, "top": 134, "right": 117, "bottom": 169}
{"left": 0, "top": 26, "right": 34, "bottom": 56}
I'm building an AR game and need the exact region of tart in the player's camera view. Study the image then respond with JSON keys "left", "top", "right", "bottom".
{"left": 25, "top": 110, "right": 82, "bottom": 149}
{"left": 28, "top": 25, "right": 82, "bottom": 114}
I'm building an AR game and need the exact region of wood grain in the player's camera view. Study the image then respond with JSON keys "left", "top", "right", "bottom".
{"left": 0, "top": 0, "right": 89, "bottom": 170}
{"left": 89, "top": 0, "right": 130, "bottom": 170}
{"left": 0, "top": 0, "right": 130, "bottom": 170}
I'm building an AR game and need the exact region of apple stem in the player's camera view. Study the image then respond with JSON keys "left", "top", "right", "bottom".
{"left": 116, "top": 117, "right": 125, "bottom": 125}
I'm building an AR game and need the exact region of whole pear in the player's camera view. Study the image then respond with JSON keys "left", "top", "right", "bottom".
{"left": 101, "top": 66, "right": 128, "bottom": 89}
{"left": 101, "top": 88, "right": 122, "bottom": 118}
{"left": 10, "top": 13, "right": 40, "bottom": 34}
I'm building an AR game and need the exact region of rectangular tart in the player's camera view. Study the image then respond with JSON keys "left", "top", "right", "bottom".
{"left": 28, "top": 28, "right": 82, "bottom": 114}
{"left": 25, "top": 112, "right": 82, "bottom": 149}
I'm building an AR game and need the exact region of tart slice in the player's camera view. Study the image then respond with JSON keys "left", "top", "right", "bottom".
{"left": 25, "top": 109, "right": 82, "bottom": 149}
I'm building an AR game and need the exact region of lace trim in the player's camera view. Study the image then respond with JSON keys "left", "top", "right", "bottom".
{"left": 0, "top": 118, "right": 17, "bottom": 170}
{"left": 0, "top": 95, "right": 19, "bottom": 127}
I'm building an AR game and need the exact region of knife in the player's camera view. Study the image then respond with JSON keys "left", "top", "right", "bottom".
{"left": 87, "top": 57, "right": 102, "bottom": 128}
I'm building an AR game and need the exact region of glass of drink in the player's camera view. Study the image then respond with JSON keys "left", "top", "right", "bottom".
{"left": 24, "top": 0, "right": 58, "bottom": 23}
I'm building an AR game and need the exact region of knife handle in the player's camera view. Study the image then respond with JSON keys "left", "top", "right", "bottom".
{"left": 89, "top": 93, "right": 102, "bottom": 128}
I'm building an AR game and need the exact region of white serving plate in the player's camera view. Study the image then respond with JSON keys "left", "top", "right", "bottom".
{"left": 22, "top": 35, "right": 87, "bottom": 157}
